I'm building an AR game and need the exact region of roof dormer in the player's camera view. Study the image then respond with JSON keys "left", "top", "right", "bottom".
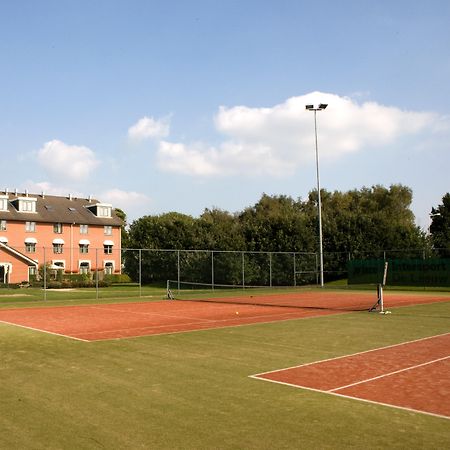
{"left": 11, "top": 196, "right": 38, "bottom": 213}
{"left": 0, "top": 195, "right": 8, "bottom": 212}
{"left": 86, "top": 202, "right": 112, "bottom": 218}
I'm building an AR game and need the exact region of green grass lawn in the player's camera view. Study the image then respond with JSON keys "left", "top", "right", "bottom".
{"left": 0, "top": 289, "right": 449, "bottom": 449}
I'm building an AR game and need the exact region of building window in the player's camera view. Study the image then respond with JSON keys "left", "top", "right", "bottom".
{"left": 25, "top": 221, "right": 36, "bottom": 232}
{"left": 104, "top": 225, "right": 112, "bottom": 235}
{"left": 54, "top": 223, "right": 63, "bottom": 234}
{"left": 25, "top": 242, "right": 36, "bottom": 253}
{"left": 97, "top": 205, "right": 112, "bottom": 217}
{"left": 29, "top": 266, "right": 37, "bottom": 277}
{"left": 104, "top": 244, "right": 113, "bottom": 255}
{"left": 53, "top": 243, "right": 63, "bottom": 254}
{"left": 104, "top": 262, "right": 114, "bottom": 275}
{"left": 22, "top": 200, "right": 35, "bottom": 212}
{"left": 0, "top": 197, "right": 7, "bottom": 211}
{"left": 79, "top": 243, "right": 89, "bottom": 254}
{"left": 0, "top": 220, "right": 6, "bottom": 231}
{"left": 79, "top": 262, "right": 90, "bottom": 274}
{"left": 80, "top": 224, "right": 88, "bottom": 234}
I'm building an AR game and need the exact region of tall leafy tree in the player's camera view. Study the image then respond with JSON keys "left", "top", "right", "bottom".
{"left": 238, "top": 194, "right": 314, "bottom": 252}
{"left": 115, "top": 207, "right": 130, "bottom": 249}
{"left": 429, "top": 193, "right": 450, "bottom": 256}
{"left": 199, "top": 208, "right": 245, "bottom": 250}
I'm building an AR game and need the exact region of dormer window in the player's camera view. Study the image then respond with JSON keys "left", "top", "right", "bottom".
{"left": 86, "top": 202, "right": 112, "bottom": 218}
{"left": 97, "top": 205, "right": 112, "bottom": 217}
{"left": 14, "top": 196, "right": 37, "bottom": 213}
{"left": 0, "top": 196, "right": 8, "bottom": 212}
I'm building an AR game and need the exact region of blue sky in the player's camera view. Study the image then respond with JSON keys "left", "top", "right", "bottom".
{"left": 1, "top": 0, "right": 449, "bottom": 229}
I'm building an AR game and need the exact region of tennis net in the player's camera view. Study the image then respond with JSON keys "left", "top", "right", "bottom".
{"left": 166, "top": 280, "right": 380, "bottom": 312}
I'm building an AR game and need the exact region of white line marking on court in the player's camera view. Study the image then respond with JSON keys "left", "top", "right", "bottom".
{"left": 250, "top": 332, "right": 450, "bottom": 378}
{"left": 250, "top": 332, "right": 450, "bottom": 420}
{"left": 249, "top": 374, "right": 450, "bottom": 421}
{"left": 0, "top": 319, "right": 90, "bottom": 342}
{"left": 329, "top": 355, "right": 450, "bottom": 392}
{"left": 82, "top": 313, "right": 323, "bottom": 341}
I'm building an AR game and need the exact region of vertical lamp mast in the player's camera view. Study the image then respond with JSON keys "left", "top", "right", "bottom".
{"left": 305, "top": 103, "right": 328, "bottom": 287}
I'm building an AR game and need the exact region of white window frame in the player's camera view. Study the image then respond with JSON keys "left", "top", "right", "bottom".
{"left": 0, "top": 197, "right": 8, "bottom": 212}
{"left": 0, "top": 220, "right": 6, "bottom": 231}
{"left": 79, "top": 244, "right": 89, "bottom": 254}
{"left": 104, "top": 244, "right": 113, "bottom": 255}
{"left": 25, "top": 242, "right": 36, "bottom": 253}
{"left": 104, "top": 225, "right": 112, "bottom": 236}
{"left": 18, "top": 197, "right": 37, "bottom": 213}
{"left": 104, "top": 261, "right": 114, "bottom": 275}
{"left": 25, "top": 221, "right": 36, "bottom": 232}
{"left": 79, "top": 261, "right": 90, "bottom": 274}
{"left": 80, "top": 224, "right": 89, "bottom": 234}
{"left": 53, "top": 243, "right": 63, "bottom": 254}
{"left": 96, "top": 204, "right": 112, "bottom": 218}
{"left": 53, "top": 223, "right": 63, "bottom": 234}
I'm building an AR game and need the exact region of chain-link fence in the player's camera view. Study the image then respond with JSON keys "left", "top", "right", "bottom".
{"left": 121, "top": 247, "right": 450, "bottom": 289}
{"left": 1, "top": 246, "right": 449, "bottom": 301}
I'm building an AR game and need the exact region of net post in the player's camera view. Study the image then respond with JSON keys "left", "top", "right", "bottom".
{"left": 166, "top": 280, "right": 174, "bottom": 300}
{"left": 378, "top": 283, "right": 384, "bottom": 313}
{"left": 369, "top": 261, "right": 390, "bottom": 314}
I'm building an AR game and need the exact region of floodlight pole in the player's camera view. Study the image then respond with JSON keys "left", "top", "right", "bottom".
{"left": 306, "top": 103, "right": 328, "bottom": 287}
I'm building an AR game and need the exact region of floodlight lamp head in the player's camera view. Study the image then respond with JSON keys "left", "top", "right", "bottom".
{"left": 318, "top": 103, "right": 328, "bottom": 110}
{"left": 305, "top": 104, "right": 314, "bottom": 110}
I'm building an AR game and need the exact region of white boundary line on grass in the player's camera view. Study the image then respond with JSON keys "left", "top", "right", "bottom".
{"left": 329, "top": 355, "right": 450, "bottom": 392}
{"left": 249, "top": 373, "right": 450, "bottom": 421}
{"left": 250, "top": 332, "right": 450, "bottom": 420}
{"left": 0, "top": 320, "right": 90, "bottom": 342}
{"left": 251, "top": 331, "right": 450, "bottom": 377}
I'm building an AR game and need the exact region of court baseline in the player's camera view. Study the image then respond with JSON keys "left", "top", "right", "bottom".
{"left": 251, "top": 333, "right": 450, "bottom": 419}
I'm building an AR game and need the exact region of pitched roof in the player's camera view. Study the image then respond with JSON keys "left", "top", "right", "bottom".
{"left": 0, "top": 242, "right": 38, "bottom": 266}
{"left": 0, "top": 192, "right": 123, "bottom": 226}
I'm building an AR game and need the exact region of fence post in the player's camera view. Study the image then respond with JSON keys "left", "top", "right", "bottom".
{"left": 95, "top": 247, "right": 99, "bottom": 300}
{"left": 293, "top": 252, "right": 296, "bottom": 287}
{"left": 177, "top": 250, "right": 180, "bottom": 291}
{"left": 43, "top": 246, "right": 47, "bottom": 301}
{"left": 269, "top": 252, "right": 272, "bottom": 287}
{"left": 211, "top": 250, "right": 214, "bottom": 290}
{"left": 242, "top": 251, "right": 245, "bottom": 288}
{"left": 138, "top": 249, "right": 142, "bottom": 298}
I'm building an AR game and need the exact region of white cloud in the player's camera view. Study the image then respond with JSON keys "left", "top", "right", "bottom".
{"left": 36, "top": 140, "right": 100, "bottom": 182}
{"left": 157, "top": 141, "right": 221, "bottom": 176}
{"left": 128, "top": 116, "right": 170, "bottom": 141}
{"left": 156, "top": 92, "right": 441, "bottom": 177}
{"left": 100, "top": 188, "right": 152, "bottom": 221}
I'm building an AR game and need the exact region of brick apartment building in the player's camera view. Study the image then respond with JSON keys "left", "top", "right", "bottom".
{"left": 0, "top": 190, "right": 123, "bottom": 284}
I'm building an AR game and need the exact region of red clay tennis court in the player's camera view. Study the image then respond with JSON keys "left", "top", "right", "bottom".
{"left": 0, "top": 290, "right": 448, "bottom": 341}
{"left": 251, "top": 333, "right": 450, "bottom": 420}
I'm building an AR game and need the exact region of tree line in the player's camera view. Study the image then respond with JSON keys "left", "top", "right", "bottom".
{"left": 120, "top": 185, "right": 449, "bottom": 284}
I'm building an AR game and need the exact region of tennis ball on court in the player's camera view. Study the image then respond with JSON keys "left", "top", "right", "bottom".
{"left": 236, "top": 311, "right": 239, "bottom": 315}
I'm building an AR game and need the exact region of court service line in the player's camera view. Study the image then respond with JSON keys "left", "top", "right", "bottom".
{"left": 251, "top": 332, "right": 450, "bottom": 378}
{"left": 249, "top": 375, "right": 450, "bottom": 421}
{"left": 329, "top": 355, "right": 450, "bottom": 392}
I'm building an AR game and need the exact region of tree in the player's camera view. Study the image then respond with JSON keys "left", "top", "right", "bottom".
{"left": 199, "top": 208, "right": 245, "bottom": 250}
{"left": 115, "top": 208, "right": 130, "bottom": 249}
{"left": 429, "top": 193, "right": 450, "bottom": 257}
{"left": 125, "top": 212, "right": 202, "bottom": 283}
{"left": 238, "top": 194, "right": 314, "bottom": 252}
